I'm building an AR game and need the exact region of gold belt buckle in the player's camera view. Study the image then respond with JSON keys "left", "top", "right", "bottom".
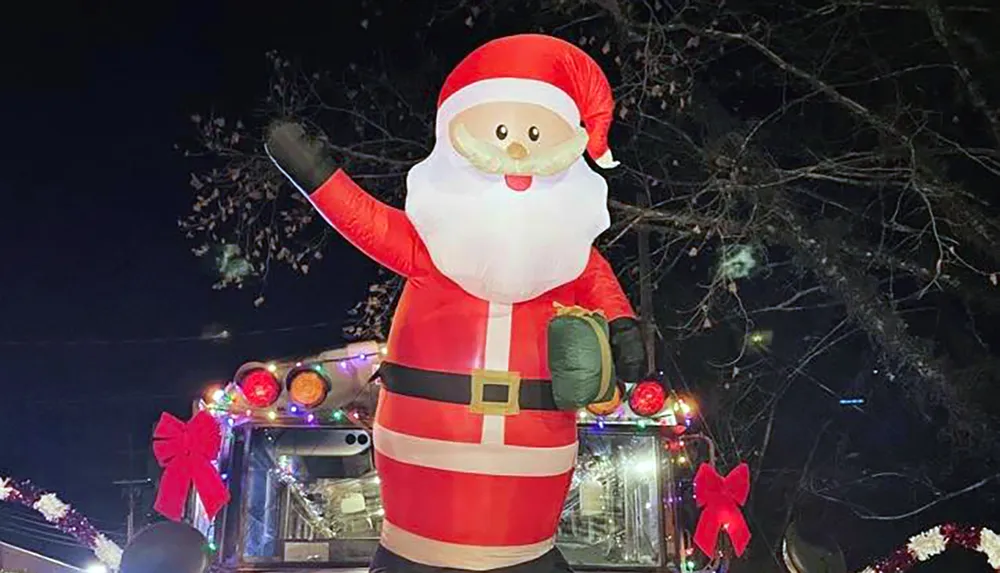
{"left": 469, "top": 369, "right": 522, "bottom": 416}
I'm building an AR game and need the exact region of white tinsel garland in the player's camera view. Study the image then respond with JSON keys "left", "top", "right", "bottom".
{"left": 93, "top": 533, "right": 124, "bottom": 571}
{"left": 855, "top": 525, "right": 1000, "bottom": 572}
{"left": 0, "top": 476, "right": 124, "bottom": 571}
{"left": 981, "top": 528, "right": 1000, "bottom": 570}
{"left": 33, "top": 492, "right": 70, "bottom": 522}
{"left": 907, "top": 528, "right": 946, "bottom": 561}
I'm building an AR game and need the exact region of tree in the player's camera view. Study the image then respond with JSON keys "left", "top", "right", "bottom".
{"left": 181, "top": 0, "right": 1000, "bottom": 566}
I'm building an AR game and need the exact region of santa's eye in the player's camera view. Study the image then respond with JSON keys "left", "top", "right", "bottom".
{"left": 528, "top": 126, "right": 540, "bottom": 141}
{"left": 495, "top": 125, "right": 508, "bottom": 140}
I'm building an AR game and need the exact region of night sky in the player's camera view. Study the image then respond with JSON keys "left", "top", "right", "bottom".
{"left": 2, "top": 2, "right": 997, "bottom": 570}
{"left": 0, "top": 1, "right": 382, "bottom": 564}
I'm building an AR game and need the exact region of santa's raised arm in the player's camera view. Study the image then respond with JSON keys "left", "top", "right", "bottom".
{"left": 266, "top": 124, "right": 420, "bottom": 278}
{"left": 267, "top": 34, "right": 645, "bottom": 573}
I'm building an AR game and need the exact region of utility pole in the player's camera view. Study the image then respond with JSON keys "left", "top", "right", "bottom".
{"left": 114, "top": 432, "right": 152, "bottom": 541}
{"left": 113, "top": 478, "right": 151, "bottom": 541}
{"left": 636, "top": 190, "right": 657, "bottom": 375}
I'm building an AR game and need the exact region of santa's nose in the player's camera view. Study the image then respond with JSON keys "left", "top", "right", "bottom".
{"left": 506, "top": 142, "right": 529, "bottom": 160}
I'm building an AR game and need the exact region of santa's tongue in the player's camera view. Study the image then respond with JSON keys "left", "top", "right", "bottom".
{"left": 504, "top": 174, "right": 533, "bottom": 192}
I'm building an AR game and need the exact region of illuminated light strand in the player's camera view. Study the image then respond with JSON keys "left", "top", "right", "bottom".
{"left": 577, "top": 392, "right": 696, "bottom": 429}
{"left": 203, "top": 382, "right": 375, "bottom": 432}
{"left": 853, "top": 524, "right": 999, "bottom": 573}
{"left": 0, "top": 477, "right": 123, "bottom": 571}
{"left": 204, "top": 395, "right": 371, "bottom": 430}
{"left": 219, "top": 349, "right": 384, "bottom": 409}
{"left": 200, "top": 347, "right": 383, "bottom": 430}
{"left": 212, "top": 347, "right": 698, "bottom": 434}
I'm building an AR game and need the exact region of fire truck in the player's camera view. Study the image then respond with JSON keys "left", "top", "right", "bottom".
{"left": 191, "top": 341, "right": 723, "bottom": 573}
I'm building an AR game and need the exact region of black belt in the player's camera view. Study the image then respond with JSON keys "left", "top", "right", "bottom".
{"left": 377, "top": 362, "right": 558, "bottom": 413}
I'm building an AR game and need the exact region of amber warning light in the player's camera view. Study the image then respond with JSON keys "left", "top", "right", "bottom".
{"left": 286, "top": 367, "right": 331, "bottom": 408}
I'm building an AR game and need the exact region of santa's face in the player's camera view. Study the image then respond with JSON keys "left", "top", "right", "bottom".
{"left": 406, "top": 101, "right": 610, "bottom": 304}
{"left": 447, "top": 101, "right": 588, "bottom": 191}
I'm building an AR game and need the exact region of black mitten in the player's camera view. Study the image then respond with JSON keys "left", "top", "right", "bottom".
{"left": 609, "top": 317, "right": 646, "bottom": 383}
{"left": 265, "top": 121, "right": 339, "bottom": 192}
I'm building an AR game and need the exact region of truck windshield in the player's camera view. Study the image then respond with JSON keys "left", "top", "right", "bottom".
{"left": 238, "top": 426, "right": 664, "bottom": 568}
{"left": 241, "top": 427, "right": 380, "bottom": 566}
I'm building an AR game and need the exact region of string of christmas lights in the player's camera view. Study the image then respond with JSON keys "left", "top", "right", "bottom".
{"left": 0, "top": 477, "right": 123, "bottom": 570}
{"left": 857, "top": 524, "right": 999, "bottom": 573}
{"left": 576, "top": 388, "right": 696, "bottom": 430}
{"left": 207, "top": 347, "right": 693, "bottom": 431}
{"left": 203, "top": 348, "right": 383, "bottom": 429}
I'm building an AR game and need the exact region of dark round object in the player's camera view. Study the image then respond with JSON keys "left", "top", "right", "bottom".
{"left": 783, "top": 520, "right": 846, "bottom": 573}
{"left": 357, "top": 433, "right": 369, "bottom": 445}
{"left": 528, "top": 126, "right": 540, "bottom": 141}
{"left": 119, "top": 521, "right": 210, "bottom": 573}
{"left": 495, "top": 124, "right": 508, "bottom": 140}
{"left": 345, "top": 433, "right": 357, "bottom": 445}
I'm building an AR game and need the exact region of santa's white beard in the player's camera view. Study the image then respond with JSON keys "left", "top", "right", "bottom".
{"left": 405, "top": 141, "right": 611, "bottom": 304}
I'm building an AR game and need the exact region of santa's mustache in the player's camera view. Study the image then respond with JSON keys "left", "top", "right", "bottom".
{"left": 451, "top": 124, "right": 590, "bottom": 176}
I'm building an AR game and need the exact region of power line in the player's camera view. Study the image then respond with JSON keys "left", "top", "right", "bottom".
{"left": 10, "top": 391, "right": 195, "bottom": 407}
{"left": 0, "top": 509, "right": 72, "bottom": 532}
{"left": 0, "top": 515, "right": 118, "bottom": 544}
{"left": 0, "top": 509, "right": 115, "bottom": 550}
{"left": 0, "top": 321, "right": 338, "bottom": 347}
{"left": 0, "top": 503, "right": 123, "bottom": 537}
{"left": 0, "top": 523, "right": 91, "bottom": 549}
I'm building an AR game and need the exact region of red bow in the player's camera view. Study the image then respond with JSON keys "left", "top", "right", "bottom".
{"left": 152, "top": 411, "right": 230, "bottom": 522}
{"left": 693, "top": 462, "right": 751, "bottom": 558}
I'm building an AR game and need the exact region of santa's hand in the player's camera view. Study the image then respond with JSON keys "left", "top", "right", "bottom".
{"left": 609, "top": 317, "right": 646, "bottom": 383}
{"left": 264, "top": 121, "right": 338, "bottom": 193}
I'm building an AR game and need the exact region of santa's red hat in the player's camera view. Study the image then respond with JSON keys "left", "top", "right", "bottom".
{"left": 437, "top": 34, "right": 619, "bottom": 169}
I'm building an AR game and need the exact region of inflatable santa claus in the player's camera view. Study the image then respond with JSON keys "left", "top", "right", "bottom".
{"left": 267, "top": 34, "right": 645, "bottom": 573}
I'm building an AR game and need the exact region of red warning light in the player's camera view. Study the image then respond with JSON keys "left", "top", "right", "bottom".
{"left": 629, "top": 380, "right": 667, "bottom": 417}
{"left": 239, "top": 368, "right": 281, "bottom": 408}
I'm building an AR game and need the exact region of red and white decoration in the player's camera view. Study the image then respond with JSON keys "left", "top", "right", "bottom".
{"left": 433, "top": 34, "right": 617, "bottom": 168}
{"left": 0, "top": 476, "right": 123, "bottom": 570}
{"left": 858, "top": 524, "right": 1000, "bottom": 572}
{"left": 406, "top": 33, "right": 619, "bottom": 305}
{"left": 294, "top": 33, "right": 636, "bottom": 570}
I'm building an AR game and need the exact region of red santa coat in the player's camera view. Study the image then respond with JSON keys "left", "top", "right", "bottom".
{"left": 311, "top": 170, "right": 635, "bottom": 569}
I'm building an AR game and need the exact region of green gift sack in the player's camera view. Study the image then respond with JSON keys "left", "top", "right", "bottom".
{"left": 547, "top": 303, "right": 617, "bottom": 410}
